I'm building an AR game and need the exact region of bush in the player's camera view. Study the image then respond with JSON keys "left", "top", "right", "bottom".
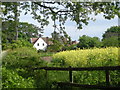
{"left": 2, "top": 47, "right": 45, "bottom": 68}
{"left": 2, "top": 39, "right": 32, "bottom": 50}
{"left": 2, "top": 67, "right": 35, "bottom": 88}
{"left": 2, "top": 47, "right": 48, "bottom": 88}
{"left": 62, "top": 44, "right": 78, "bottom": 51}
{"left": 102, "top": 36, "right": 119, "bottom": 47}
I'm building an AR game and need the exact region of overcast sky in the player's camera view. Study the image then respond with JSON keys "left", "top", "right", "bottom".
{"left": 19, "top": 11, "right": 118, "bottom": 41}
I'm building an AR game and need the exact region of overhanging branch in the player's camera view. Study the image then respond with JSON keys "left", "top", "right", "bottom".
{"left": 34, "top": 2, "right": 73, "bottom": 15}
{"left": 34, "top": 2, "right": 56, "bottom": 14}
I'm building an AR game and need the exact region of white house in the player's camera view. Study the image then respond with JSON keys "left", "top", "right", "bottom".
{"left": 30, "top": 38, "right": 48, "bottom": 51}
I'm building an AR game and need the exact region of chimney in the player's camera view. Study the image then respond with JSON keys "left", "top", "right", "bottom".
{"left": 39, "top": 34, "right": 42, "bottom": 38}
{"left": 46, "top": 37, "right": 49, "bottom": 45}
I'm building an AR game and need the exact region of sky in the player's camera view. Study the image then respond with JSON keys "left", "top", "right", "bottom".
{"left": 19, "top": 11, "right": 118, "bottom": 41}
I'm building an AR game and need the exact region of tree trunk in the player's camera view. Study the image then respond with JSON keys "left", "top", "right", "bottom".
{"left": 14, "top": 2, "right": 19, "bottom": 40}
{"left": 0, "top": 2, "right": 2, "bottom": 53}
{"left": 118, "top": 2, "right": 120, "bottom": 26}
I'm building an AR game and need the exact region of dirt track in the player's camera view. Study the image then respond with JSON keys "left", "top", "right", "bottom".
{"left": 41, "top": 56, "right": 52, "bottom": 62}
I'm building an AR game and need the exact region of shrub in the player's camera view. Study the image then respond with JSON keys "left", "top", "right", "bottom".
{"left": 2, "top": 39, "right": 32, "bottom": 50}
{"left": 2, "top": 47, "right": 47, "bottom": 69}
{"left": 2, "top": 67, "right": 35, "bottom": 88}
{"left": 2, "top": 47, "right": 48, "bottom": 88}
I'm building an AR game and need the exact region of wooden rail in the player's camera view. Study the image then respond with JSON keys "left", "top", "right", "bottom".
{"left": 56, "top": 82, "right": 120, "bottom": 89}
{"left": 33, "top": 66, "right": 120, "bottom": 71}
{"left": 32, "top": 66, "right": 120, "bottom": 89}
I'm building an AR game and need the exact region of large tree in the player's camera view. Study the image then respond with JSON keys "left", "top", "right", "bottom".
{"left": 102, "top": 26, "right": 120, "bottom": 39}
{"left": 102, "top": 26, "right": 120, "bottom": 47}
{"left": 2, "top": 1, "right": 120, "bottom": 41}
{"left": 51, "top": 30, "right": 71, "bottom": 45}
{"left": 2, "top": 21, "right": 42, "bottom": 43}
{"left": 77, "top": 35, "right": 101, "bottom": 49}
{"left": 2, "top": 2, "right": 20, "bottom": 40}
{"left": 20, "top": 2, "right": 120, "bottom": 29}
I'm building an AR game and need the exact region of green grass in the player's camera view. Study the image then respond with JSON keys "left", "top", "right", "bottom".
{"left": 39, "top": 52, "right": 55, "bottom": 57}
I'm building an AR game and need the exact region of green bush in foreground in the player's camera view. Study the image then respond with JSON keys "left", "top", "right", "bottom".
{"left": 2, "top": 67, "right": 35, "bottom": 88}
{"left": 2, "top": 47, "right": 47, "bottom": 88}
{"left": 2, "top": 47, "right": 46, "bottom": 69}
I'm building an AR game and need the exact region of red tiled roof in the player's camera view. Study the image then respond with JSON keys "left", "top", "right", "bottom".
{"left": 42, "top": 37, "right": 53, "bottom": 45}
{"left": 30, "top": 38, "right": 39, "bottom": 44}
{"left": 30, "top": 37, "right": 53, "bottom": 45}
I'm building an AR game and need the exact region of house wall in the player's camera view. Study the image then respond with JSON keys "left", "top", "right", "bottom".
{"left": 33, "top": 38, "right": 47, "bottom": 51}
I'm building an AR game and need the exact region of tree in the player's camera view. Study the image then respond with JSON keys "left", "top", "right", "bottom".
{"left": 50, "top": 30, "right": 71, "bottom": 51}
{"left": 51, "top": 30, "right": 71, "bottom": 45}
{"left": 47, "top": 40, "right": 63, "bottom": 52}
{"left": 2, "top": 2, "right": 21, "bottom": 40}
{"left": 18, "top": 22, "right": 43, "bottom": 39}
{"left": 2, "top": 2, "right": 120, "bottom": 44}
{"left": 2, "top": 21, "right": 42, "bottom": 43}
{"left": 77, "top": 35, "right": 101, "bottom": 49}
{"left": 102, "top": 36, "right": 119, "bottom": 47}
{"left": 102, "top": 26, "right": 120, "bottom": 47}
{"left": 20, "top": 2, "right": 120, "bottom": 30}
{"left": 102, "top": 26, "right": 120, "bottom": 39}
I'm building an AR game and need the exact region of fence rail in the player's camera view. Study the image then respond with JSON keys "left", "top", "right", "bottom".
{"left": 32, "top": 66, "right": 120, "bottom": 89}
{"left": 33, "top": 66, "right": 120, "bottom": 71}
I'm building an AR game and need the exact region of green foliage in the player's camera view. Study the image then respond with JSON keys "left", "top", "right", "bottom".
{"left": 102, "top": 36, "right": 119, "bottom": 47}
{"left": 62, "top": 44, "right": 78, "bottom": 51}
{"left": 39, "top": 52, "right": 54, "bottom": 57}
{"left": 77, "top": 35, "right": 102, "bottom": 49}
{"left": 47, "top": 40, "right": 63, "bottom": 52}
{"left": 2, "top": 67, "right": 35, "bottom": 88}
{"left": 2, "top": 21, "right": 42, "bottom": 44}
{"left": 2, "top": 39, "right": 32, "bottom": 50}
{"left": 102, "top": 26, "right": 120, "bottom": 39}
{"left": 2, "top": 47, "right": 46, "bottom": 68}
{"left": 2, "top": 47, "right": 48, "bottom": 88}
{"left": 2, "top": 47, "right": 120, "bottom": 88}
{"left": 2, "top": 2, "right": 120, "bottom": 32}
{"left": 29, "top": 2, "right": 120, "bottom": 29}
{"left": 103, "top": 26, "right": 120, "bottom": 34}
{"left": 102, "top": 26, "right": 120, "bottom": 47}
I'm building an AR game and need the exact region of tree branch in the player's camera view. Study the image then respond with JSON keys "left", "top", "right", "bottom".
{"left": 34, "top": 2, "right": 73, "bottom": 15}
{"left": 34, "top": 2, "right": 56, "bottom": 14}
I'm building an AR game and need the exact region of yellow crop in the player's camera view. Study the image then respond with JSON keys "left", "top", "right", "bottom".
{"left": 52, "top": 47, "right": 119, "bottom": 67}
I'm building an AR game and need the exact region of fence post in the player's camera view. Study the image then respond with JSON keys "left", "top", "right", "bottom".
{"left": 69, "top": 66, "right": 73, "bottom": 83}
{"left": 105, "top": 70, "right": 110, "bottom": 86}
{"left": 45, "top": 68, "right": 48, "bottom": 88}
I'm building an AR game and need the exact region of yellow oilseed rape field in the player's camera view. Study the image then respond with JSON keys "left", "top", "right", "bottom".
{"left": 52, "top": 47, "right": 119, "bottom": 67}
{"left": 52, "top": 47, "right": 120, "bottom": 85}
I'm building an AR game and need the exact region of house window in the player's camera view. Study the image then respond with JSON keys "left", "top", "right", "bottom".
{"left": 37, "top": 43, "right": 39, "bottom": 46}
{"left": 43, "top": 43, "right": 44, "bottom": 46}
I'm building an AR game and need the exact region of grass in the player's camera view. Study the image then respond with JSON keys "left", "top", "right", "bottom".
{"left": 39, "top": 52, "right": 55, "bottom": 57}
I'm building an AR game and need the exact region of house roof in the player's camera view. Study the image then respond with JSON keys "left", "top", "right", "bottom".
{"left": 42, "top": 37, "right": 53, "bottom": 45}
{"left": 30, "top": 37, "right": 53, "bottom": 45}
{"left": 30, "top": 38, "right": 39, "bottom": 44}
{"left": 30, "top": 37, "right": 78, "bottom": 45}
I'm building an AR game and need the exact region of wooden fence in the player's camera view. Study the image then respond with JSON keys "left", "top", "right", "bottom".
{"left": 33, "top": 66, "right": 120, "bottom": 89}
